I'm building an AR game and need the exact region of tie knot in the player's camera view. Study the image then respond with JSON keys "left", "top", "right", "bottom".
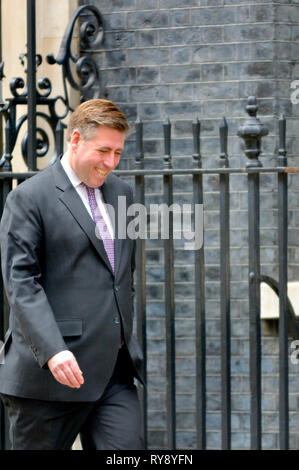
{"left": 81, "top": 182, "right": 95, "bottom": 196}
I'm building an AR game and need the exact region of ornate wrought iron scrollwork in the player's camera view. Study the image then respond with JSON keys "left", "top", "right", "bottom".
{"left": 46, "top": 4, "right": 103, "bottom": 103}
{"left": 0, "top": 4, "right": 104, "bottom": 171}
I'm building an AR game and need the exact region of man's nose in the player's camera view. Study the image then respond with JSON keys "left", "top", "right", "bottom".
{"left": 103, "top": 152, "right": 116, "bottom": 169}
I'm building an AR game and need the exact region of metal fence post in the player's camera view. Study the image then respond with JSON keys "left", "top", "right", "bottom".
{"left": 192, "top": 118, "right": 206, "bottom": 450}
{"left": 219, "top": 117, "right": 231, "bottom": 450}
{"left": 0, "top": 0, "right": 3, "bottom": 159}
{"left": 163, "top": 117, "right": 176, "bottom": 449}
{"left": 277, "top": 114, "right": 289, "bottom": 449}
{"left": 27, "top": 0, "right": 37, "bottom": 171}
{"left": 134, "top": 117, "right": 148, "bottom": 448}
{"left": 238, "top": 96, "right": 268, "bottom": 450}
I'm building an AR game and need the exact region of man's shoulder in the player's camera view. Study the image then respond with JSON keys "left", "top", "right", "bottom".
{"left": 107, "top": 172, "right": 134, "bottom": 196}
{"left": 9, "top": 164, "right": 54, "bottom": 200}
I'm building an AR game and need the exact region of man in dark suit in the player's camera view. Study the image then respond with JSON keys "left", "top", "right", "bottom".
{"left": 0, "top": 99, "right": 144, "bottom": 450}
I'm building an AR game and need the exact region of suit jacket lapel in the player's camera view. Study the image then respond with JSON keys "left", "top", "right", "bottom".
{"left": 51, "top": 158, "right": 114, "bottom": 275}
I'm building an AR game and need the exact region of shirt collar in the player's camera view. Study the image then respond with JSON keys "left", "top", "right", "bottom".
{"left": 60, "top": 152, "right": 82, "bottom": 189}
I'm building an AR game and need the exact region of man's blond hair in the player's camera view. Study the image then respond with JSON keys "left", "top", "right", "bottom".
{"left": 66, "top": 99, "right": 130, "bottom": 141}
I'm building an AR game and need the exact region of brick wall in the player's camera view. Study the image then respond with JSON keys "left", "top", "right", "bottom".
{"left": 80, "top": 0, "right": 299, "bottom": 449}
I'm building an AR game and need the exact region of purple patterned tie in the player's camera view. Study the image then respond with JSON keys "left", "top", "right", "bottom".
{"left": 82, "top": 184, "right": 115, "bottom": 273}
{"left": 82, "top": 183, "right": 123, "bottom": 347}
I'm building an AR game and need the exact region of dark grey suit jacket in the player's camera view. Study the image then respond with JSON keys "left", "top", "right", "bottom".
{"left": 0, "top": 158, "right": 144, "bottom": 401}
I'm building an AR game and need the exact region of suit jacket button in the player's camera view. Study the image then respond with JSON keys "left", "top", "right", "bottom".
{"left": 114, "top": 286, "right": 119, "bottom": 292}
{"left": 113, "top": 316, "right": 120, "bottom": 324}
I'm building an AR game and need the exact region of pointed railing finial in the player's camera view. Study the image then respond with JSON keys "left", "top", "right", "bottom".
{"left": 163, "top": 117, "right": 172, "bottom": 168}
{"left": 135, "top": 117, "right": 144, "bottom": 168}
{"left": 278, "top": 114, "right": 287, "bottom": 167}
{"left": 219, "top": 117, "right": 228, "bottom": 167}
{"left": 192, "top": 118, "right": 201, "bottom": 168}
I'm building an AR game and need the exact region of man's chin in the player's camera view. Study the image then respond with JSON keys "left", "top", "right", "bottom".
{"left": 92, "top": 175, "right": 107, "bottom": 187}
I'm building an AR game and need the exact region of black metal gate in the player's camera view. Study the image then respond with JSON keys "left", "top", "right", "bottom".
{"left": 1, "top": 0, "right": 299, "bottom": 451}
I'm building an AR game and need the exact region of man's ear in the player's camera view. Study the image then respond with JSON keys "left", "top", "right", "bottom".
{"left": 70, "top": 129, "right": 81, "bottom": 152}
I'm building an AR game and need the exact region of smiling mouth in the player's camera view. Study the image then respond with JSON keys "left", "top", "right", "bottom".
{"left": 96, "top": 168, "right": 108, "bottom": 176}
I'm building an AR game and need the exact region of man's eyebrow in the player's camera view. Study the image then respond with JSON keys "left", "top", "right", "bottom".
{"left": 95, "top": 146, "right": 123, "bottom": 152}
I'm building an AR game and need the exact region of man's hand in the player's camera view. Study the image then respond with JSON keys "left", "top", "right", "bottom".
{"left": 47, "top": 350, "right": 84, "bottom": 389}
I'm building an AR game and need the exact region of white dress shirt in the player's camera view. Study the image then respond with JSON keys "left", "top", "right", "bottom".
{"left": 60, "top": 153, "right": 114, "bottom": 239}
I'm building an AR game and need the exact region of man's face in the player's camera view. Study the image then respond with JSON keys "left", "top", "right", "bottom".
{"left": 68, "top": 125, "right": 125, "bottom": 188}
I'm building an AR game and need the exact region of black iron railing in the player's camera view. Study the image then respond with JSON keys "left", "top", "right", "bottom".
{"left": 1, "top": 96, "right": 299, "bottom": 449}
